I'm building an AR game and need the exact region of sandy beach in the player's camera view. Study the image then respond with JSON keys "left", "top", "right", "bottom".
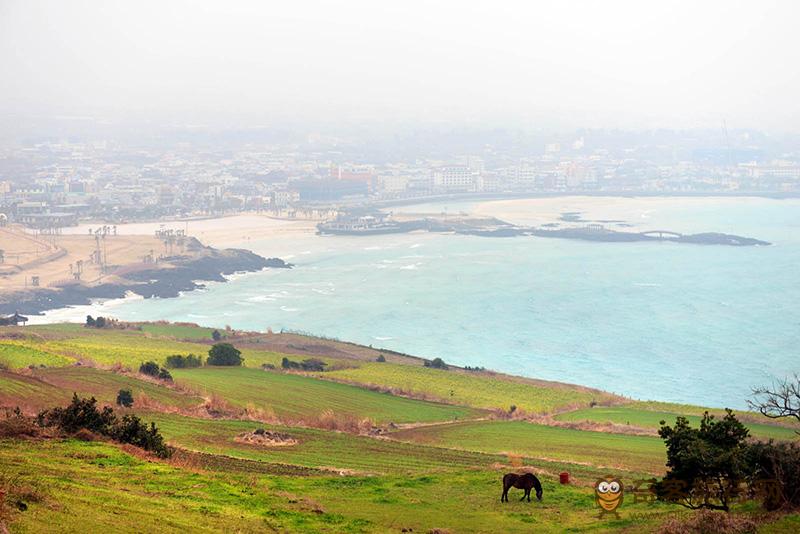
{"left": 1, "top": 213, "right": 314, "bottom": 298}
{"left": 62, "top": 213, "right": 318, "bottom": 249}
{"left": 0, "top": 225, "right": 165, "bottom": 292}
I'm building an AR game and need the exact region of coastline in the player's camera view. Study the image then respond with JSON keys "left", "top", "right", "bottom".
{"left": 0, "top": 240, "right": 291, "bottom": 316}
{"left": 60, "top": 213, "right": 319, "bottom": 249}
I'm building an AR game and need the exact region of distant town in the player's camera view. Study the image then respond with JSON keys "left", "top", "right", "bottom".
{"left": 1, "top": 128, "right": 799, "bottom": 229}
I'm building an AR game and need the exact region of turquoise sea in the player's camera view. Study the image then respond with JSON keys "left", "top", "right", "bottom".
{"left": 41, "top": 198, "right": 800, "bottom": 409}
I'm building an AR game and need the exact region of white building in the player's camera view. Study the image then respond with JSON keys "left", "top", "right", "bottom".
{"left": 433, "top": 166, "right": 479, "bottom": 192}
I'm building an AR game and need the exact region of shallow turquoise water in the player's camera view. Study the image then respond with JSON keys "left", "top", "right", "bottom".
{"left": 47, "top": 199, "right": 800, "bottom": 409}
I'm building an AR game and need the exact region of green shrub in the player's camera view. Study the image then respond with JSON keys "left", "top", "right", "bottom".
{"left": 376, "top": 354, "right": 386, "bottom": 362}
{"left": 139, "top": 361, "right": 161, "bottom": 377}
{"left": 656, "top": 410, "right": 751, "bottom": 511}
{"left": 116, "top": 389, "right": 134, "bottom": 408}
{"left": 164, "top": 354, "right": 203, "bottom": 369}
{"left": 157, "top": 368, "right": 173, "bottom": 382}
{"left": 37, "top": 395, "right": 171, "bottom": 458}
{"left": 301, "top": 358, "right": 326, "bottom": 372}
{"left": 424, "top": 357, "right": 448, "bottom": 370}
{"left": 37, "top": 394, "right": 116, "bottom": 434}
{"left": 279, "top": 357, "right": 326, "bottom": 371}
{"left": 745, "top": 440, "right": 800, "bottom": 510}
{"left": 110, "top": 414, "right": 170, "bottom": 458}
{"left": 207, "top": 343, "right": 243, "bottom": 366}
{"left": 282, "top": 357, "right": 300, "bottom": 370}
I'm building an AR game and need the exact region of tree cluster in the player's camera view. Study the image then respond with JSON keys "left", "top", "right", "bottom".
{"left": 656, "top": 410, "right": 800, "bottom": 511}
{"left": 164, "top": 354, "right": 203, "bottom": 369}
{"left": 281, "top": 357, "right": 327, "bottom": 372}
{"left": 37, "top": 394, "right": 171, "bottom": 458}
{"left": 116, "top": 389, "right": 134, "bottom": 407}
{"left": 423, "top": 357, "right": 448, "bottom": 370}
{"left": 207, "top": 343, "right": 243, "bottom": 366}
{"left": 139, "top": 361, "right": 173, "bottom": 381}
{"left": 85, "top": 315, "right": 108, "bottom": 328}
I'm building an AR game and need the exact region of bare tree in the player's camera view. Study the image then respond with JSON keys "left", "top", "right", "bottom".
{"left": 749, "top": 374, "right": 800, "bottom": 432}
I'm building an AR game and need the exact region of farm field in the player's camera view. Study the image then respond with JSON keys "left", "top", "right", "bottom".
{"left": 170, "top": 366, "right": 480, "bottom": 424}
{"left": 0, "top": 342, "right": 73, "bottom": 369}
{"left": 323, "top": 361, "right": 612, "bottom": 414}
{"left": 148, "top": 413, "right": 514, "bottom": 476}
{"left": 391, "top": 420, "right": 668, "bottom": 475}
{"left": 0, "top": 438, "right": 363, "bottom": 533}
{"left": 139, "top": 322, "right": 217, "bottom": 340}
{"left": 0, "top": 372, "right": 70, "bottom": 411}
{"left": 0, "top": 322, "right": 798, "bottom": 533}
{"left": 0, "top": 437, "right": 689, "bottom": 533}
{"left": 556, "top": 406, "right": 798, "bottom": 441}
{"left": 1, "top": 367, "right": 203, "bottom": 412}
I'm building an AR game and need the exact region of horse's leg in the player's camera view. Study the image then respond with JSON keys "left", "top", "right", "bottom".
{"left": 519, "top": 489, "right": 526, "bottom": 501}
{"left": 501, "top": 484, "right": 508, "bottom": 502}
{"left": 526, "top": 488, "right": 531, "bottom": 502}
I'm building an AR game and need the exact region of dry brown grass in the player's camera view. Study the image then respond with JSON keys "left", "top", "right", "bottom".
{"left": 0, "top": 470, "right": 47, "bottom": 530}
{"left": 657, "top": 510, "right": 763, "bottom": 534}
{"left": 506, "top": 413, "right": 657, "bottom": 436}
{"left": 0, "top": 410, "right": 41, "bottom": 439}
{"left": 300, "top": 409, "right": 375, "bottom": 434}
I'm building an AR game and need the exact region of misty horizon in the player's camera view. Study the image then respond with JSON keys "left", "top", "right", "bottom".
{"left": 2, "top": 0, "right": 800, "bottom": 137}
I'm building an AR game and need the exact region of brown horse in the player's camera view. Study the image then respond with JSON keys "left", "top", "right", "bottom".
{"left": 501, "top": 473, "right": 543, "bottom": 502}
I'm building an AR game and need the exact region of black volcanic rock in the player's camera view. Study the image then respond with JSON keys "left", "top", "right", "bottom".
{"left": 0, "top": 247, "right": 291, "bottom": 315}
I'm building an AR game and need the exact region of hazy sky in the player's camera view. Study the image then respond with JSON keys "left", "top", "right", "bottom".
{"left": 2, "top": 0, "right": 799, "bottom": 131}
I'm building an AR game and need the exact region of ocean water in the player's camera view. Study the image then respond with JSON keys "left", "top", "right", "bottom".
{"left": 38, "top": 198, "right": 800, "bottom": 409}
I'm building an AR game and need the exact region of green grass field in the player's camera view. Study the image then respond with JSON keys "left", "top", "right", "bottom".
{"left": 392, "top": 420, "right": 668, "bottom": 475}
{"left": 556, "top": 406, "right": 799, "bottom": 441}
{"left": 139, "top": 323, "right": 217, "bottom": 340}
{"left": 0, "top": 438, "right": 367, "bottom": 533}
{"left": 0, "top": 342, "right": 73, "bottom": 369}
{"left": 0, "top": 372, "right": 69, "bottom": 410}
{"left": 1, "top": 367, "right": 203, "bottom": 411}
{"left": 325, "top": 362, "right": 605, "bottom": 414}
{"left": 4, "top": 326, "right": 323, "bottom": 371}
{"left": 171, "top": 366, "right": 479, "bottom": 423}
{"left": 0, "top": 437, "right": 694, "bottom": 533}
{"left": 149, "top": 413, "right": 512, "bottom": 476}
{"left": 1, "top": 322, "right": 798, "bottom": 533}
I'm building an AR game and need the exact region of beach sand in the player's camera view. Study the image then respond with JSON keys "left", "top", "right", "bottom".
{"left": 1, "top": 214, "right": 317, "bottom": 295}
{"left": 63, "top": 214, "right": 318, "bottom": 249}
{"left": 0, "top": 225, "right": 165, "bottom": 292}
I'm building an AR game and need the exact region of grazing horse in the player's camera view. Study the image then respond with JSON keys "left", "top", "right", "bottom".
{"left": 501, "top": 473, "right": 543, "bottom": 502}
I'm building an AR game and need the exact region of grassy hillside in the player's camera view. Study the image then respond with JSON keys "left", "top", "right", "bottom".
{"left": 150, "top": 413, "right": 508, "bottom": 476}
{"left": 0, "top": 437, "right": 684, "bottom": 534}
{"left": 0, "top": 341, "right": 73, "bottom": 368}
{"left": 171, "top": 366, "right": 479, "bottom": 424}
{"left": 391, "top": 420, "right": 667, "bottom": 475}
{"left": 0, "top": 322, "right": 797, "bottom": 533}
{"left": 0, "top": 439, "right": 365, "bottom": 533}
{"left": 323, "top": 362, "right": 607, "bottom": 414}
{"left": 556, "top": 406, "right": 798, "bottom": 441}
{"left": 1, "top": 367, "right": 203, "bottom": 412}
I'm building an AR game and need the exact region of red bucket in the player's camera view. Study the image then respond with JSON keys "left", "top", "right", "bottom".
{"left": 559, "top": 472, "right": 570, "bottom": 484}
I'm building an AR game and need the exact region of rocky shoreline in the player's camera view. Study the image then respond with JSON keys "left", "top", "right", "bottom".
{"left": 0, "top": 242, "right": 291, "bottom": 316}
{"left": 318, "top": 217, "right": 771, "bottom": 246}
